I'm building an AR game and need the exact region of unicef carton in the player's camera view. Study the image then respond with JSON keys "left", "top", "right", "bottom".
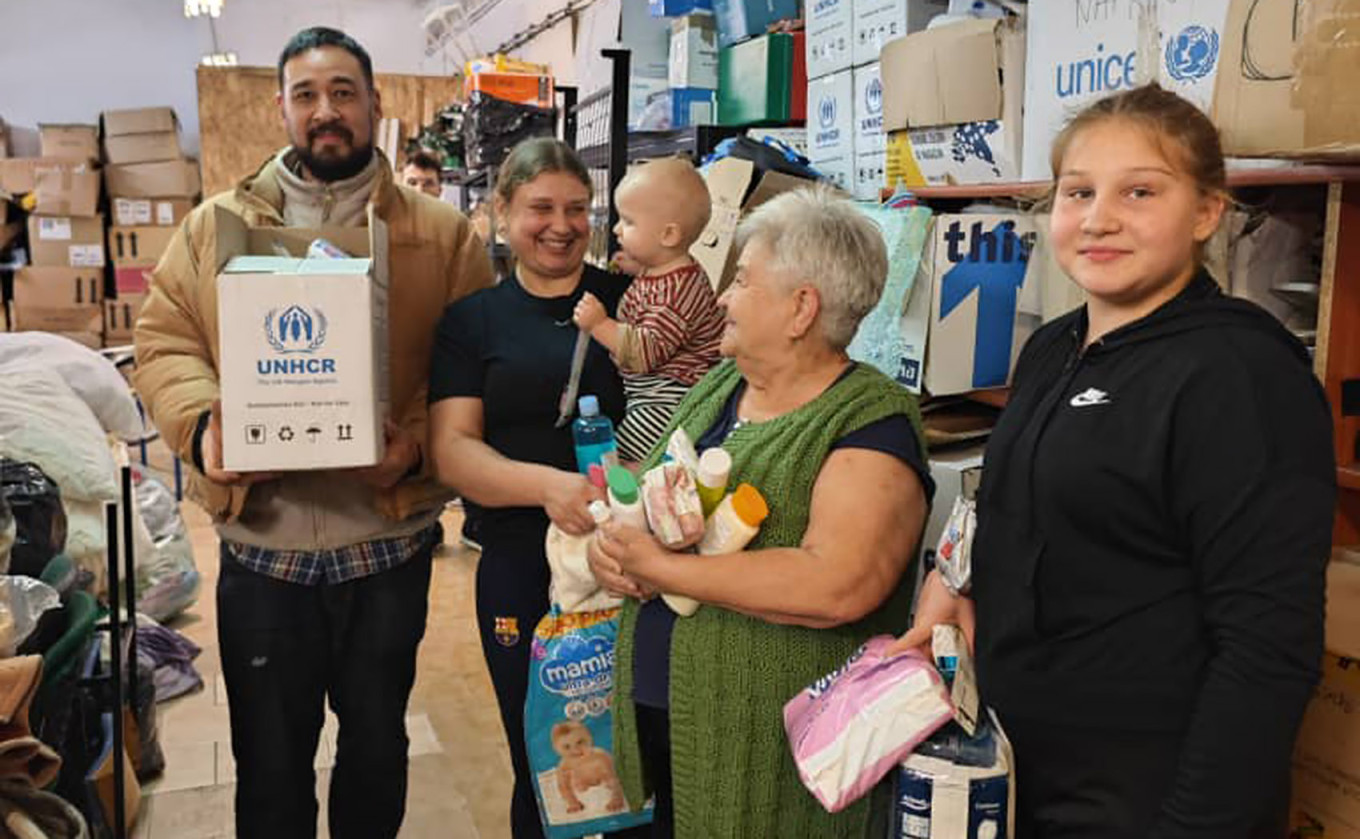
{"left": 924, "top": 214, "right": 1041, "bottom": 396}
{"left": 1021, "top": 0, "right": 1231, "bottom": 181}
{"left": 215, "top": 206, "right": 389, "bottom": 472}
{"left": 880, "top": 14, "right": 1025, "bottom": 186}
{"left": 807, "top": 70, "right": 855, "bottom": 193}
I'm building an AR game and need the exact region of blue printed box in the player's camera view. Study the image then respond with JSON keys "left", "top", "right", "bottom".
{"left": 924, "top": 214, "right": 1041, "bottom": 396}
{"left": 649, "top": 0, "right": 714, "bottom": 17}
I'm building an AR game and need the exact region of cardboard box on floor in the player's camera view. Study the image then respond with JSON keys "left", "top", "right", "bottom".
{"left": 1327, "top": 553, "right": 1360, "bottom": 660}
{"left": 11, "top": 266, "right": 104, "bottom": 333}
{"left": 26, "top": 215, "right": 107, "bottom": 268}
{"left": 1214, "top": 0, "right": 1360, "bottom": 160}
{"left": 104, "top": 293, "right": 148, "bottom": 345}
{"left": 880, "top": 13, "right": 1025, "bottom": 186}
{"left": 109, "top": 226, "right": 177, "bottom": 269}
{"left": 924, "top": 213, "right": 1041, "bottom": 396}
{"left": 1022, "top": 0, "right": 1231, "bottom": 181}
{"left": 215, "top": 205, "right": 389, "bottom": 472}
{"left": 40, "top": 124, "right": 100, "bottom": 161}
{"left": 1291, "top": 653, "right": 1360, "bottom": 839}
{"left": 33, "top": 165, "right": 101, "bottom": 217}
{"left": 104, "top": 159, "right": 201, "bottom": 199}
{"left": 101, "top": 107, "right": 182, "bottom": 165}
{"left": 689, "top": 157, "right": 813, "bottom": 294}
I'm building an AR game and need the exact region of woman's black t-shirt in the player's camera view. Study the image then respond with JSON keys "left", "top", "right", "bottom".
{"left": 429, "top": 264, "right": 630, "bottom": 543}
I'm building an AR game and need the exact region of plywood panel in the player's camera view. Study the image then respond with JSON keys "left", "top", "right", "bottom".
{"left": 196, "top": 67, "right": 462, "bottom": 197}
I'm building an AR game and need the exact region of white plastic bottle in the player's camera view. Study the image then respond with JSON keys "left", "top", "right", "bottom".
{"left": 605, "top": 466, "right": 649, "bottom": 530}
{"left": 665, "top": 483, "right": 770, "bottom": 617}
{"left": 695, "top": 448, "right": 732, "bottom": 519}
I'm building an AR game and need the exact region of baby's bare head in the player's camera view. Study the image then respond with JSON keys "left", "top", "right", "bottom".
{"left": 617, "top": 157, "right": 712, "bottom": 249}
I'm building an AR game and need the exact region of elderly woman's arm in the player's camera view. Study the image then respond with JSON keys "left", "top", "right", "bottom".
{"left": 429, "top": 397, "right": 603, "bottom": 535}
{"left": 592, "top": 447, "right": 926, "bottom": 628}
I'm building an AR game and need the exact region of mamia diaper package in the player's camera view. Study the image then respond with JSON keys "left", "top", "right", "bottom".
{"left": 526, "top": 608, "right": 652, "bottom": 837}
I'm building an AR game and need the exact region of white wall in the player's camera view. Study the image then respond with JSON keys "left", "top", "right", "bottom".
{"left": 0, "top": 0, "right": 609, "bottom": 158}
{"left": 0, "top": 0, "right": 470, "bottom": 157}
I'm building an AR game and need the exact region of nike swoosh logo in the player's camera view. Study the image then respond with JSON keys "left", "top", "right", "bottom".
{"left": 1069, "top": 389, "right": 1111, "bottom": 408}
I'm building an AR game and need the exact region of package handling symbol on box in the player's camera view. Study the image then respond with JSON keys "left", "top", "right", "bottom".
{"left": 245, "top": 425, "right": 266, "bottom": 445}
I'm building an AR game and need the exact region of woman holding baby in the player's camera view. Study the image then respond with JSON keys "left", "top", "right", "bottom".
{"left": 588, "top": 185, "right": 934, "bottom": 837}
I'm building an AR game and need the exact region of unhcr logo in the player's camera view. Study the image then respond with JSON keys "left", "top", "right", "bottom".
{"left": 265, "top": 305, "right": 328, "bottom": 354}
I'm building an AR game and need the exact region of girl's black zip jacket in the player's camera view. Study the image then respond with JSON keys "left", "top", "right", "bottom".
{"left": 972, "top": 271, "right": 1336, "bottom": 836}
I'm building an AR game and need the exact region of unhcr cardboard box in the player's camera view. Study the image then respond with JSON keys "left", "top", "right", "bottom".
{"left": 807, "top": 70, "right": 855, "bottom": 193}
{"left": 924, "top": 214, "right": 1041, "bottom": 396}
{"left": 215, "top": 206, "right": 389, "bottom": 472}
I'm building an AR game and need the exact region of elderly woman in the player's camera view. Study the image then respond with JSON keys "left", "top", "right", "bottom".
{"left": 427, "top": 137, "right": 643, "bottom": 839}
{"left": 589, "top": 185, "right": 935, "bottom": 837}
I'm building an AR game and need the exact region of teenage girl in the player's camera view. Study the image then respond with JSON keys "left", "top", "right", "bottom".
{"left": 898, "top": 84, "right": 1335, "bottom": 837}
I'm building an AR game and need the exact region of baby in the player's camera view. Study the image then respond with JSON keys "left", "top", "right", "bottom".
{"left": 551, "top": 720, "right": 625, "bottom": 814}
{"left": 574, "top": 157, "right": 724, "bottom": 463}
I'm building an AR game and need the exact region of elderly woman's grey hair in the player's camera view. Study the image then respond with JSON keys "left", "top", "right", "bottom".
{"left": 733, "top": 184, "right": 888, "bottom": 351}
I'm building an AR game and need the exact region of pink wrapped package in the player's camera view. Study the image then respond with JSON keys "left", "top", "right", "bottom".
{"left": 641, "top": 462, "right": 705, "bottom": 548}
{"left": 784, "top": 636, "right": 954, "bottom": 813}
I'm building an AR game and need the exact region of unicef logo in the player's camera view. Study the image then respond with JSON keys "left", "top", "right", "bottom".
{"left": 866, "top": 77, "right": 882, "bottom": 116}
{"left": 819, "top": 96, "right": 837, "bottom": 129}
{"left": 264, "top": 305, "right": 328, "bottom": 354}
{"left": 1165, "top": 25, "right": 1219, "bottom": 82}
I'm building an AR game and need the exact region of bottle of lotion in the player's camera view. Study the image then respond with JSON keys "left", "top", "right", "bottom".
{"left": 605, "top": 465, "right": 649, "bottom": 530}
{"left": 695, "top": 448, "right": 732, "bottom": 519}
{"left": 665, "top": 483, "right": 770, "bottom": 617}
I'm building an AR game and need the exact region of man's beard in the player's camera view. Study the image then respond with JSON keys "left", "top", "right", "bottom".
{"left": 294, "top": 123, "right": 374, "bottom": 182}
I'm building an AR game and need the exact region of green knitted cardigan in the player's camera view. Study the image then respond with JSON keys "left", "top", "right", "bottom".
{"left": 613, "top": 359, "right": 927, "bottom": 838}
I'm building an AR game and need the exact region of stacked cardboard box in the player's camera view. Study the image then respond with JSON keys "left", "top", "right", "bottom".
{"left": 101, "top": 106, "right": 199, "bottom": 346}
{"left": 808, "top": 0, "right": 944, "bottom": 197}
{"left": 10, "top": 123, "right": 107, "bottom": 347}
{"left": 880, "top": 11, "right": 1025, "bottom": 188}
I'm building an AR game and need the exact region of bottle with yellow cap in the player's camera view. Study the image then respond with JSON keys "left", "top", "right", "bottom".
{"left": 664, "top": 483, "right": 770, "bottom": 617}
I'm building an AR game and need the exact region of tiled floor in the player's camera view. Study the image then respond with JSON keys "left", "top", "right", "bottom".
{"left": 133, "top": 502, "right": 511, "bottom": 838}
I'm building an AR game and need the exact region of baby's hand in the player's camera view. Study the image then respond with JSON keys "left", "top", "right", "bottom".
{"left": 574, "top": 293, "right": 607, "bottom": 331}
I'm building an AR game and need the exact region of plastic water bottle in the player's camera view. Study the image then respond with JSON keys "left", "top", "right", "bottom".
{"left": 572, "top": 395, "right": 618, "bottom": 476}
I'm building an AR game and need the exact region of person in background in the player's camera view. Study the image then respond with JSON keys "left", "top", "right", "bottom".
{"left": 427, "top": 137, "right": 644, "bottom": 839}
{"left": 895, "top": 84, "right": 1335, "bottom": 838}
{"left": 587, "top": 185, "right": 934, "bottom": 837}
{"left": 573, "top": 157, "right": 724, "bottom": 463}
{"left": 133, "top": 26, "right": 493, "bottom": 839}
{"left": 402, "top": 149, "right": 443, "bottom": 198}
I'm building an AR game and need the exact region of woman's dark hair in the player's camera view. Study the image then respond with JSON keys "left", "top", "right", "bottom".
{"left": 495, "top": 137, "right": 593, "bottom": 206}
{"left": 278, "top": 27, "right": 375, "bottom": 90}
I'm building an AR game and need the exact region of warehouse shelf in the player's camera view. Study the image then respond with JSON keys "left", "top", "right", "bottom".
{"left": 899, "top": 163, "right": 1360, "bottom": 201}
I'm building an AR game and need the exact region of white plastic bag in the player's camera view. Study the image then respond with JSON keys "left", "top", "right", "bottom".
{"left": 0, "top": 333, "right": 146, "bottom": 441}
{"left": 0, "top": 576, "right": 61, "bottom": 657}
{"left": 936, "top": 496, "right": 976, "bottom": 595}
{"left": 0, "top": 371, "right": 119, "bottom": 503}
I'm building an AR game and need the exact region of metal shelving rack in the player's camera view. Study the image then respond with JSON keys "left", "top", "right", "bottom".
{"left": 568, "top": 48, "right": 631, "bottom": 268}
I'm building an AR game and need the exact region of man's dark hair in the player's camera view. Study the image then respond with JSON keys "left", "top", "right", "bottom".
{"left": 278, "top": 27, "right": 375, "bottom": 90}
{"left": 405, "top": 150, "right": 442, "bottom": 173}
